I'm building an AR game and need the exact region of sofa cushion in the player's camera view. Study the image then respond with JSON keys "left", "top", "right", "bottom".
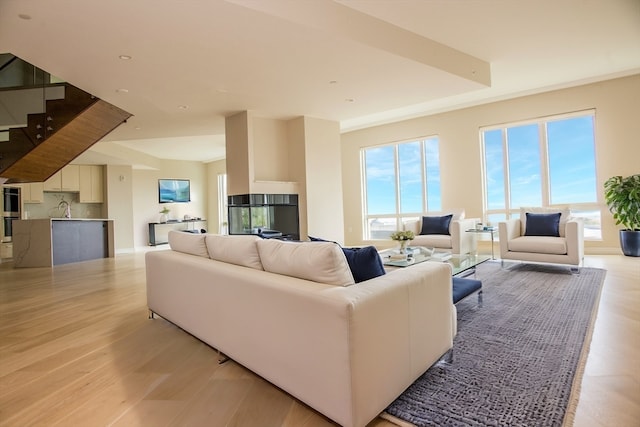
{"left": 520, "top": 207, "right": 570, "bottom": 237}
{"left": 257, "top": 239, "right": 355, "bottom": 286}
{"left": 341, "top": 246, "right": 386, "bottom": 283}
{"left": 168, "top": 230, "right": 209, "bottom": 258}
{"left": 204, "top": 234, "right": 263, "bottom": 270}
{"left": 508, "top": 236, "right": 568, "bottom": 255}
{"left": 420, "top": 214, "right": 453, "bottom": 235}
{"left": 524, "top": 212, "right": 561, "bottom": 237}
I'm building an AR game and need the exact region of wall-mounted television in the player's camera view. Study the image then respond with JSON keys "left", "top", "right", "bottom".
{"left": 159, "top": 179, "right": 191, "bottom": 203}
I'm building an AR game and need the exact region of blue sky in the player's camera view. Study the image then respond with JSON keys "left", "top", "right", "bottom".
{"left": 365, "top": 138, "right": 441, "bottom": 215}
{"left": 364, "top": 114, "right": 597, "bottom": 218}
{"left": 485, "top": 115, "right": 597, "bottom": 210}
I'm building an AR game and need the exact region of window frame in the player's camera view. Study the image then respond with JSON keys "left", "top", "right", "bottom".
{"left": 361, "top": 136, "right": 441, "bottom": 240}
{"left": 480, "top": 109, "right": 601, "bottom": 239}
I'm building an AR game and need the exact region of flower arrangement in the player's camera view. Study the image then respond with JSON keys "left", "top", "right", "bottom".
{"left": 159, "top": 206, "right": 170, "bottom": 214}
{"left": 390, "top": 230, "right": 415, "bottom": 241}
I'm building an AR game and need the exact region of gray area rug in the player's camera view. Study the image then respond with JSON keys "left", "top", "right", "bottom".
{"left": 384, "top": 261, "right": 606, "bottom": 427}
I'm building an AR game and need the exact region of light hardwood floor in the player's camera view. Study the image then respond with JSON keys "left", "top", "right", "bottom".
{"left": 0, "top": 252, "right": 638, "bottom": 426}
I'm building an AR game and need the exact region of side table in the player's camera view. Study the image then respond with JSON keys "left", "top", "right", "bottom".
{"left": 465, "top": 228, "right": 498, "bottom": 259}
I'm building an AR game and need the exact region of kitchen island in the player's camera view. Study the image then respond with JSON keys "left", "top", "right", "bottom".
{"left": 12, "top": 218, "right": 114, "bottom": 267}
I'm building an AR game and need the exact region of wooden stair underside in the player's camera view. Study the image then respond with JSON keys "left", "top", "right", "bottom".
{"left": 2, "top": 100, "right": 132, "bottom": 183}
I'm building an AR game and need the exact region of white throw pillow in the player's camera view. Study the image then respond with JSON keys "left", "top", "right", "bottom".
{"left": 168, "top": 230, "right": 209, "bottom": 258}
{"left": 520, "top": 207, "right": 570, "bottom": 238}
{"left": 205, "top": 234, "right": 264, "bottom": 270}
{"left": 256, "top": 239, "right": 355, "bottom": 286}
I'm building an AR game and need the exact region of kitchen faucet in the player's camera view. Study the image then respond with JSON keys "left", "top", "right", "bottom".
{"left": 58, "top": 199, "right": 71, "bottom": 218}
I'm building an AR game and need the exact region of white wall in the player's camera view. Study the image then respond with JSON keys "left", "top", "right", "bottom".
{"left": 106, "top": 165, "right": 134, "bottom": 251}
{"left": 206, "top": 159, "right": 226, "bottom": 234}
{"left": 253, "top": 117, "right": 290, "bottom": 182}
{"left": 301, "top": 117, "right": 345, "bottom": 243}
{"left": 341, "top": 74, "right": 640, "bottom": 253}
{"left": 130, "top": 160, "right": 207, "bottom": 250}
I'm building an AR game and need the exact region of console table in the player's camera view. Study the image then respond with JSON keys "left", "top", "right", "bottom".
{"left": 148, "top": 219, "right": 207, "bottom": 246}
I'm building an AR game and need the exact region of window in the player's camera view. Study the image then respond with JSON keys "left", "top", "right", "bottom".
{"left": 362, "top": 137, "right": 441, "bottom": 240}
{"left": 481, "top": 111, "right": 600, "bottom": 239}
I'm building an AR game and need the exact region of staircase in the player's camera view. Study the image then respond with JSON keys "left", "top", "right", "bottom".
{"left": 0, "top": 56, "right": 132, "bottom": 184}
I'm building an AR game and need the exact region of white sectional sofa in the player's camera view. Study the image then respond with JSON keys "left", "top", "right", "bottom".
{"left": 145, "top": 231, "right": 457, "bottom": 427}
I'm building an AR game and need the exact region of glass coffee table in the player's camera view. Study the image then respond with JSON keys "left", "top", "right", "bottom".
{"left": 381, "top": 247, "right": 490, "bottom": 277}
{"left": 380, "top": 248, "right": 489, "bottom": 305}
{"left": 448, "top": 253, "right": 491, "bottom": 277}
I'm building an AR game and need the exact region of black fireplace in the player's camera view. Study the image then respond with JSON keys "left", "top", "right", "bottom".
{"left": 228, "top": 194, "right": 299, "bottom": 240}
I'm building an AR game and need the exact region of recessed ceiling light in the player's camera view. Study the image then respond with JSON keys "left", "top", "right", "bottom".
{"left": 116, "top": 88, "right": 129, "bottom": 93}
{"left": 345, "top": 98, "right": 355, "bottom": 103}
{"left": 118, "top": 55, "right": 132, "bottom": 60}
{"left": 177, "top": 105, "right": 189, "bottom": 110}
{"left": 329, "top": 80, "right": 338, "bottom": 84}
{"left": 18, "top": 14, "right": 32, "bottom": 20}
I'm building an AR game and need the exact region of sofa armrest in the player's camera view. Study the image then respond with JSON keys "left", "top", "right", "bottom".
{"left": 451, "top": 218, "right": 479, "bottom": 254}
{"left": 499, "top": 219, "right": 521, "bottom": 256}
{"left": 565, "top": 218, "right": 584, "bottom": 264}
{"left": 344, "top": 261, "right": 454, "bottom": 426}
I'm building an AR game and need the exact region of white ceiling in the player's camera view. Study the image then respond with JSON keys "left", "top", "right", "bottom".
{"left": 1, "top": 0, "right": 639, "bottom": 165}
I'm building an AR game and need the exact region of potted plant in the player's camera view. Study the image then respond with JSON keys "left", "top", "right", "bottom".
{"left": 159, "top": 206, "right": 170, "bottom": 223}
{"left": 604, "top": 174, "right": 640, "bottom": 257}
{"left": 390, "top": 230, "right": 415, "bottom": 254}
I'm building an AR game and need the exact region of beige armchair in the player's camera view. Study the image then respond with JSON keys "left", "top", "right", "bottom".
{"left": 403, "top": 209, "right": 478, "bottom": 255}
{"left": 499, "top": 207, "right": 584, "bottom": 272}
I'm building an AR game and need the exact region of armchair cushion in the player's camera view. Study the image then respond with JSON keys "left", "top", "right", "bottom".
{"left": 508, "top": 236, "right": 568, "bottom": 255}
{"left": 412, "top": 234, "right": 453, "bottom": 249}
{"left": 524, "top": 212, "right": 561, "bottom": 237}
{"left": 420, "top": 214, "right": 453, "bottom": 236}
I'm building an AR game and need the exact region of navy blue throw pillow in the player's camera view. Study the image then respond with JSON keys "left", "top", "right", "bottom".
{"left": 341, "top": 246, "right": 386, "bottom": 283}
{"left": 309, "top": 236, "right": 385, "bottom": 283}
{"left": 420, "top": 214, "right": 453, "bottom": 235}
{"left": 524, "top": 212, "right": 561, "bottom": 237}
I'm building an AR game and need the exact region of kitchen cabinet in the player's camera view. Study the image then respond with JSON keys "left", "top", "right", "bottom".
{"left": 19, "top": 182, "right": 44, "bottom": 203}
{"left": 0, "top": 242, "right": 12, "bottom": 259}
{"left": 79, "top": 165, "right": 104, "bottom": 203}
{"left": 43, "top": 171, "right": 61, "bottom": 191}
{"left": 44, "top": 165, "right": 80, "bottom": 192}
